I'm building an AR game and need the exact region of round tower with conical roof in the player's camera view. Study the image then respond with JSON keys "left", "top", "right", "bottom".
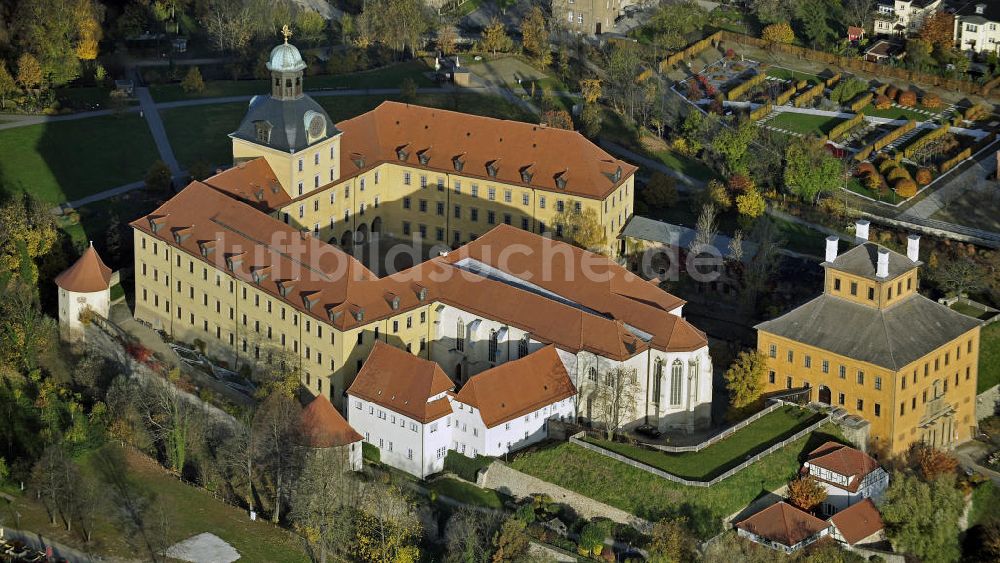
{"left": 55, "top": 242, "right": 114, "bottom": 341}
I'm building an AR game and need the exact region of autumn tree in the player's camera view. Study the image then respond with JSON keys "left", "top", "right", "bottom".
{"left": 580, "top": 103, "right": 602, "bottom": 137}
{"left": 581, "top": 79, "right": 602, "bottom": 104}
{"left": 481, "top": 18, "right": 513, "bottom": 57}
{"left": 295, "top": 10, "right": 327, "bottom": 46}
{"left": 180, "top": 66, "right": 205, "bottom": 94}
{"left": 436, "top": 25, "right": 458, "bottom": 56}
{"left": 0, "top": 62, "right": 16, "bottom": 109}
{"left": 918, "top": 11, "right": 955, "bottom": 51}
{"left": 444, "top": 507, "right": 504, "bottom": 563}
{"left": 761, "top": 22, "right": 795, "bottom": 44}
{"left": 491, "top": 516, "right": 530, "bottom": 562}
{"left": 15, "top": 0, "right": 103, "bottom": 86}
{"left": 648, "top": 516, "right": 697, "bottom": 563}
{"left": 706, "top": 180, "right": 732, "bottom": 210}
{"left": 915, "top": 445, "right": 958, "bottom": 480}
{"left": 0, "top": 194, "right": 58, "bottom": 286}
{"left": 541, "top": 109, "right": 573, "bottom": 130}
{"left": 786, "top": 476, "right": 827, "bottom": 511}
{"left": 16, "top": 53, "right": 42, "bottom": 91}
{"left": 552, "top": 205, "right": 608, "bottom": 254}
{"left": 711, "top": 120, "right": 757, "bottom": 176}
{"left": 725, "top": 350, "right": 767, "bottom": 411}
{"left": 736, "top": 189, "right": 766, "bottom": 220}
{"left": 291, "top": 448, "right": 361, "bottom": 563}
{"left": 591, "top": 366, "right": 640, "bottom": 440}
{"left": 643, "top": 172, "right": 679, "bottom": 209}
{"left": 355, "top": 480, "right": 422, "bottom": 562}
{"left": 521, "top": 6, "right": 550, "bottom": 65}
{"left": 897, "top": 90, "right": 916, "bottom": 107}
{"left": 74, "top": 0, "right": 103, "bottom": 61}
{"left": 784, "top": 138, "right": 842, "bottom": 204}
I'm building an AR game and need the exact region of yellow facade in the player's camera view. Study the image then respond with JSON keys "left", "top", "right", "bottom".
{"left": 232, "top": 134, "right": 342, "bottom": 199}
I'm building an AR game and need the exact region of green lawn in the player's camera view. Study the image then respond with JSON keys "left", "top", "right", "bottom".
{"left": 772, "top": 216, "right": 830, "bottom": 256}
{"left": 765, "top": 67, "right": 822, "bottom": 85}
{"left": 978, "top": 322, "right": 1000, "bottom": 393}
{"left": 511, "top": 425, "right": 846, "bottom": 538}
{"left": 859, "top": 103, "right": 936, "bottom": 122}
{"left": 844, "top": 177, "right": 904, "bottom": 205}
{"left": 427, "top": 477, "right": 505, "bottom": 509}
{"left": 0, "top": 114, "right": 158, "bottom": 204}
{"left": 150, "top": 60, "right": 438, "bottom": 103}
{"left": 651, "top": 149, "right": 720, "bottom": 182}
{"left": 950, "top": 301, "right": 996, "bottom": 321}
{"left": 582, "top": 406, "right": 823, "bottom": 480}
{"left": 767, "top": 112, "right": 846, "bottom": 137}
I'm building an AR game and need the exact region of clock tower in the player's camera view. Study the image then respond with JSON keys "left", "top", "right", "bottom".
{"left": 229, "top": 26, "right": 341, "bottom": 198}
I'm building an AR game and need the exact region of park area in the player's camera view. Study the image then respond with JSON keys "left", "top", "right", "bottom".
{"left": 511, "top": 424, "right": 846, "bottom": 539}
{"left": 581, "top": 405, "right": 825, "bottom": 481}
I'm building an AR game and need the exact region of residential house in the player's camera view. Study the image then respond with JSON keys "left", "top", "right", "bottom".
{"left": 874, "top": 0, "right": 942, "bottom": 36}
{"left": 954, "top": 2, "right": 1000, "bottom": 54}
{"left": 756, "top": 224, "right": 982, "bottom": 456}
{"left": 347, "top": 342, "right": 455, "bottom": 478}
{"left": 735, "top": 501, "right": 832, "bottom": 553}
{"left": 829, "top": 499, "right": 887, "bottom": 546}
{"left": 299, "top": 394, "right": 364, "bottom": 471}
{"left": 551, "top": 0, "right": 638, "bottom": 35}
{"left": 803, "top": 441, "right": 890, "bottom": 515}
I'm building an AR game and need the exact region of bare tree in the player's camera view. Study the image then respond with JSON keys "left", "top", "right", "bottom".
{"left": 254, "top": 390, "right": 302, "bottom": 523}
{"left": 741, "top": 217, "right": 784, "bottom": 313}
{"left": 31, "top": 444, "right": 69, "bottom": 526}
{"left": 221, "top": 410, "right": 260, "bottom": 513}
{"left": 692, "top": 203, "right": 719, "bottom": 253}
{"left": 592, "top": 366, "right": 641, "bottom": 440}
{"left": 444, "top": 507, "right": 503, "bottom": 563}
{"left": 936, "top": 257, "right": 983, "bottom": 298}
{"left": 844, "top": 0, "right": 877, "bottom": 30}
{"left": 291, "top": 448, "right": 361, "bottom": 563}
{"left": 137, "top": 374, "right": 199, "bottom": 474}
{"left": 93, "top": 445, "right": 167, "bottom": 563}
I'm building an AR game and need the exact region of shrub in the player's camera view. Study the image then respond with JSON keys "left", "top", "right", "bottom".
{"left": 895, "top": 178, "right": 917, "bottom": 197}
{"left": 727, "top": 174, "right": 755, "bottom": 194}
{"left": 180, "top": 66, "right": 205, "bottom": 94}
{"left": 887, "top": 166, "right": 911, "bottom": 182}
{"left": 875, "top": 94, "right": 892, "bottom": 109}
{"left": 916, "top": 167, "right": 933, "bottom": 185}
{"left": 922, "top": 92, "right": 942, "bottom": 109}
{"left": 856, "top": 161, "right": 877, "bottom": 177}
{"left": 761, "top": 23, "right": 795, "bottom": 44}
{"left": 898, "top": 90, "right": 917, "bottom": 107}
{"left": 878, "top": 158, "right": 897, "bottom": 174}
{"left": 886, "top": 85, "right": 899, "bottom": 100}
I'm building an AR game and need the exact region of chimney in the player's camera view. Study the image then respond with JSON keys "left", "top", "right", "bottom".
{"left": 876, "top": 248, "right": 889, "bottom": 279}
{"left": 825, "top": 236, "right": 839, "bottom": 263}
{"left": 855, "top": 219, "right": 870, "bottom": 242}
{"left": 906, "top": 234, "right": 920, "bottom": 262}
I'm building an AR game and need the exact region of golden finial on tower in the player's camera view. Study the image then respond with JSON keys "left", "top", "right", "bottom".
{"left": 281, "top": 24, "right": 292, "bottom": 44}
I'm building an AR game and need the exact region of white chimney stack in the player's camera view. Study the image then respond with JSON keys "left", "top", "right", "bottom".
{"left": 906, "top": 234, "right": 920, "bottom": 262}
{"left": 855, "top": 219, "right": 870, "bottom": 242}
{"left": 825, "top": 236, "right": 839, "bottom": 263}
{"left": 876, "top": 248, "right": 889, "bottom": 278}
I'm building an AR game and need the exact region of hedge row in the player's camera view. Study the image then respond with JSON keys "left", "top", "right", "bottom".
{"left": 750, "top": 102, "right": 773, "bottom": 121}
{"left": 939, "top": 148, "right": 972, "bottom": 174}
{"left": 727, "top": 72, "right": 767, "bottom": 101}
{"left": 828, "top": 113, "right": 865, "bottom": 141}
{"left": 873, "top": 119, "right": 916, "bottom": 152}
{"left": 794, "top": 82, "right": 825, "bottom": 108}
{"left": 901, "top": 126, "right": 948, "bottom": 159}
{"left": 826, "top": 73, "right": 842, "bottom": 88}
{"left": 659, "top": 31, "right": 724, "bottom": 71}
{"left": 849, "top": 93, "right": 873, "bottom": 113}
{"left": 776, "top": 85, "right": 796, "bottom": 105}
{"left": 720, "top": 31, "right": 996, "bottom": 99}
{"left": 982, "top": 75, "right": 1000, "bottom": 96}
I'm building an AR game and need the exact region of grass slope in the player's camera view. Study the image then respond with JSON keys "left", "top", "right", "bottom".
{"left": 979, "top": 322, "right": 1000, "bottom": 393}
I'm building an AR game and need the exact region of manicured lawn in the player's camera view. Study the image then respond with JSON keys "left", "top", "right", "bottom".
{"left": 511, "top": 425, "right": 846, "bottom": 538}
{"left": 844, "top": 177, "right": 904, "bottom": 205}
{"left": 2, "top": 449, "right": 308, "bottom": 562}
{"left": 150, "top": 60, "right": 438, "bottom": 103}
{"left": 651, "top": 149, "right": 720, "bottom": 182}
{"left": 859, "top": 104, "right": 936, "bottom": 122}
{"left": 765, "top": 67, "right": 822, "bottom": 85}
{"left": 772, "top": 216, "right": 830, "bottom": 256}
{"left": 582, "top": 406, "right": 824, "bottom": 480}
{"left": 950, "top": 301, "right": 996, "bottom": 321}
{"left": 767, "top": 112, "right": 846, "bottom": 137}
{"left": 978, "top": 322, "right": 1000, "bottom": 393}
{"left": 0, "top": 113, "right": 158, "bottom": 204}
{"left": 427, "top": 478, "right": 505, "bottom": 509}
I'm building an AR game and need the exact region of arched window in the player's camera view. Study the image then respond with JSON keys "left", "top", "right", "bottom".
{"left": 489, "top": 329, "right": 499, "bottom": 362}
{"left": 652, "top": 360, "right": 664, "bottom": 404}
{"left": 670, "top": 360, "right": 683, "bottom": 406}
{"left": 518, "top": 335, "right": 529, "bottom": 358}
{"left": 456, "top": 318, "right": 465, "bottom": 352}
{"left": 587, "top": 366, "right": 598, "bottom": 382}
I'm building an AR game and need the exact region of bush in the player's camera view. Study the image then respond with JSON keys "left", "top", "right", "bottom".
{"left": 443, "top": 451, "right": 493, "bottom": 481}
{"left": 180, "top": 66, "right": 205, "bottom": 94}
{"left": 898, "top": 90, "right": 917, "bottom": 107}
{"left": 643, "top": 173, "right": 679, "bottom": 208}
{"left": 886, "top": 85, "right": 899, "bottom": 100}
{"left": 727, "top": 174, "right": 755, "bottom": 194}
{"left": 856, "top": 161, "right": 876, "bottom": 177}
{"left": 922, "top": 92, "right": 942, "bottom": 109}
{"left": 895, "top": 178, "right": 917, "bottom": 197}
{"left": 916, "top": 168, "right": 933, "bottom": 185}
{"left": 887, "top": 166, "right": 911, "bottom": 182}
{"left": 875, "top": 94, "right": 892, "bottom": 109}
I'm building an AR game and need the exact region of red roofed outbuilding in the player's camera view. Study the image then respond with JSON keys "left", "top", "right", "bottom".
{"left": 56, "top": 244, "right": 115, "bottom": 342}
{"left": 300, "top": 394, "right": 363, "bottom": 471}
{"left": 735, "top": 501, "right": 832, "bottom": 553}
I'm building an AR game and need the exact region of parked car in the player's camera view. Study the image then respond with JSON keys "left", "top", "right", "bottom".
{"left": 635, "top": 424, "right": 662, "bottom": 439}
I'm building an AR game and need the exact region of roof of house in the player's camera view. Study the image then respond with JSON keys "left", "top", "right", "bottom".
{"left": 132, "top": 183, "right": 707, "bottom": 360}
{"left": 755, "top": 292, "right": 981, "bottom": 371}
{"left": 347, "top": 341, "right": 455, "bottom": 423}
{"left": 55, "top": 245, "right": 113, "bottom": 293}
{"left": 454, "top": 345, "right": 577, "bottom": 428}
{"left": 847, "top": 26, "right": 865, "bottom": 35}
{"left": 203, "top": 158, "right": 291, "bottom": 211}
{"left": 620, "top": 215, "right": 759, "bottom": 263}
{"left": 954, "top": 1, "right": 1000, "bottom": 22}
{"left": 806, "top": 442, "right": 882, "bottom": 488}
{"left": 231, "top": 93, "right": 339, "bottom": 153}
{"left": 735, "top": 502, "right": 830, "bottom": 547}
{"left": 334, "top": 101, "right": 637, "bottom": 200}
{"left": 829, "top": 499, "right": 884, "bottom": 545}
{"left": 824, "top": 242, "right": 917, "bottom": 282}
{"left": 300, "top": 394, "right": 363, "bottom": 447}
{"left": 866, "top": 39, "right": 904, "bottom": 57}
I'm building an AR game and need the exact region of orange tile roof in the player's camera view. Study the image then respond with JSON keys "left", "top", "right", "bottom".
{"left": 300, "top": 394, "right": 362, "bottom": 447}
{"left": 807, "top": 442, "right": 881, "bottom": 492}
{"left": 347, "top": 341, "right": 454, "bottom": 423}
{"left": 454, "top": 345, "right": 576, "bottom": 428}
{"left": 829, "top": 499, "right": 884, "bottom": 545}
{"left": 131, "top": 189, "right": 705, "bottom": 360}
{"left": 335, "top": 101, "right": 637, "bottom": 200}
{"left": 55, "top": 245, "right": 113, "bottom": 293}
{"left": 203, "top": 158, "right": 290, "bottom": 212}
{"left": 735, "top": 501, "right": 830, "bottom": 547}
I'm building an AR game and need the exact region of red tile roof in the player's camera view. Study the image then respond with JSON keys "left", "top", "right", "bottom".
{"left": 300, "top": 394, "right": 362, "bottom": 447}
{"left": 735, "top": 501, "right": 830, "bottom": 547}
{"left": 335, "top": 101, "right": 637, "bottom": 201}
{"left": 55, "top": 245, "right": 113, "bottom": 293}
{"left": 454, "top": 345, "right": 576, "bottom": 428}
{"left": 347, "top": 341, "right": 454, "bottom": 423}
{"left": 203, "top": 158, "right": 290, "bottom": 211}
{"left": 806, "top": 442, "right": 881, "bottom": 492}
{"left": 829, "top": 499, "right": 884, "bottom": 545}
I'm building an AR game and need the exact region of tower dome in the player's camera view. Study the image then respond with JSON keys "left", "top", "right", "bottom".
{"left": 267, "top": 42, "right": 305, "bottom": 73}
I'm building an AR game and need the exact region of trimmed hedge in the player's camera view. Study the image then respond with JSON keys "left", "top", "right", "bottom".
{"left": 940, "top": 148, "right": 972, "bottom": 173}
{"left": 825, "top": 73, "right": 842, "bottom": 88}
{"left": 849, "top": 93, "right": 873, "bottom": 113}
{"left": 902, "top": 126, "right": 948, "bottom": 159}
{"left": 443, "top": 451, "right": 494, "bottom": 482}
{"left": 776, "top": 85, "right": 796, "bottom": 105}
{"left": 659, "top": 31, "right": 723, "bottom": 71}
{"left": 794, "top": 82, "right": 825, "bottom": 108}
{"left": 796, "top": 79, "right": 809, "bottom": 91}
{"left": 855, "top": 144, "right": 874, "bottom": 162}
{"left": 750, "top": 102, "right": 773, "bottom": 121}
{"left": 727, "top": 72, "right": 767, "bottom": 101}
{"left": 828, "top": 112, "right": 865, "bottom": 141}
{"left": 873, "top": 119, "right": 916, "bottom": 151}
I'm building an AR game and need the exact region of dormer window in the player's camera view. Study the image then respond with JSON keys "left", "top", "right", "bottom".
{"left": 172, "top": 227, "right": 192, "bottom": 244}
{"left": 251, "top": 266, "right": 270, "bottom": 284}
{"left": 225, "top": 253, "right": 244, "bottom": 272}
{"left": 302, "top": 292, "right": 320, "bottom": 310}
{"left": 352, "top": 306, "right": 365, "bottom": 322}
{"left": 351, "top": 153, "right": 366, "bottom": 168}
{"left": 486, "top": 160, "right": 499, "bottom": 178}
{"left": 613, "top": 166, "right": 622, "bottom": 182}
{"left": 415, "top": 285, "right": 428, "bottom": 301}
{"left": 418, "top": 149, "right": 431, "bottom": 166}
{"left": 520, "top": 166, "right": 533, "bottom": 184}
{"left": 396, "top": 145, "right": 410, "bottom": 161}
{"left": 555, "top": 171, "right": 568, "bottom": 190}
{"left": 254, "top": 121, "right": 272, "bottom": 144}
{"left": 148, "top": 216, "right": 167, "bottom": 234}
{"left": 452, "top": 155, "right": 465, "bottom": 172}
{"left": 385, "top": 292, "right": 400, "bottom": 310}
{"left": 277, "top": 279, "right": 296, "bottom": 297}
{"left": 326, "top": 306, "right": 341, "bottom": 323}
{"left": 199, "top": 241, "right": 216, "bottom": 257}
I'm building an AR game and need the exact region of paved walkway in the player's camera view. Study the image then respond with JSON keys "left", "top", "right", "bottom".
{"left": 136, "top": 85, "right": 182, "bottom": 178}
{"left": 0, "top": 526, "right": 108, "bottom": 563}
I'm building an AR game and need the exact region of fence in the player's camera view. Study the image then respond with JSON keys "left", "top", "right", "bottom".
{"left": 569, "top": 413, "right": 830, "bottom": 488}
{"left": 643, "top": 401, "right": 786, "bottom": 454}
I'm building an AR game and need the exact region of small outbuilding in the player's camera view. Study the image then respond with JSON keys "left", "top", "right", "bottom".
{"left": 55, "top": 243, "right": 113, "bottom": 342}
{"left": 300, "top": 394, "right": 364, "bottom": 471}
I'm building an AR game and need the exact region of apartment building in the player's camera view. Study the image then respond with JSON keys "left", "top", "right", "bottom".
{"left": 874, "top": 0, "right": 942, "bottom": 36}
{"left": 756, "top": 225, "right": 982, "bottom": 456}
{"left": 551, "top": 0, "right": 638, "bottom": 35}
{"left": 954, "top": 2, "right": 1000, "bottom": 53}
